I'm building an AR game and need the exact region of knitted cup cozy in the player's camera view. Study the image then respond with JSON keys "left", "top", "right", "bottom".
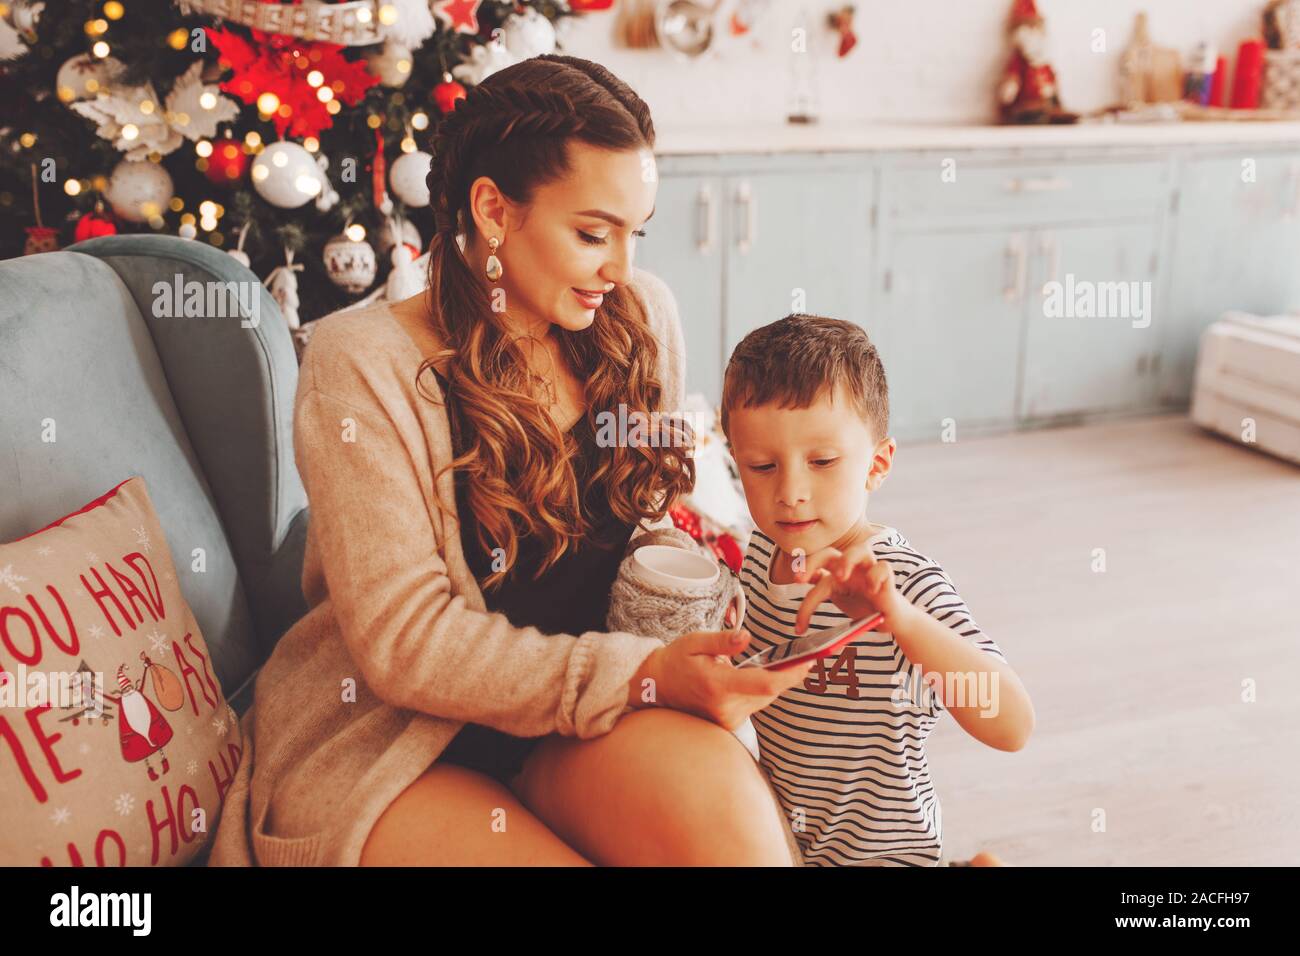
{"left": 606, "top": 526, "right": 744, "bottom": 643}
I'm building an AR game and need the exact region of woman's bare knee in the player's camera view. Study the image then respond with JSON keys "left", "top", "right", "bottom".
{"left": 514, "top": 709, "right": 797, "bottom": 866}
{"left": 360, "top": 761, "right": 592, "bottom": 866}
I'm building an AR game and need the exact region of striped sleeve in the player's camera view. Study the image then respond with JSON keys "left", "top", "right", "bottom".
{"left": 893, "top": 559, "right": 1006, "bottom": 718}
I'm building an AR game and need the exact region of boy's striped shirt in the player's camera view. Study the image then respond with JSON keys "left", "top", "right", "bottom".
{"left": 736, "top": 525, "right": 1007, "bottom": 867}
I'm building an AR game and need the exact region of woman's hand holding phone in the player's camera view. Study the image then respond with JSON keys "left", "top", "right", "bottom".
{"left": 628, "top": 629, "right": 814, "bottom": 730}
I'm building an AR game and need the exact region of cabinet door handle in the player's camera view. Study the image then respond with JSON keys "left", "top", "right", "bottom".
{"left": 697, "top": 184, "right": 715, "bottom": 253}
{"left": 1038, "top": 231, "right": 1060, "bottom": 291}
{"left": 1006, "top": 175, "right": 1071, "bottom": 193}
{"left": 736, "top": 181, "right": 755, "bottom": 254}
{"left": 1004, "top": 234, "right": 1027, "bottom": 303}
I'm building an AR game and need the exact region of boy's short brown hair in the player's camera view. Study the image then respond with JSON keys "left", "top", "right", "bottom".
{"left": 720, "top": 314, "right": 889, "bottom": 442}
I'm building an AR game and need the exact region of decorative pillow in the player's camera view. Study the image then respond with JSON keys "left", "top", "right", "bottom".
{"left": 0, "top": 476, "right": 242, "bottom": 866}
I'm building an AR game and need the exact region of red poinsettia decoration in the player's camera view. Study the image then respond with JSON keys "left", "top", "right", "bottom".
{"left": 205, "top": 7, "right": 379, "bottom": 140}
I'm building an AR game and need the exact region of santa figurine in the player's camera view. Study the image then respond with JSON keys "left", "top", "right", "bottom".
{"left": 997, "top": 0, "right": 1077, "bottom": 124}
{"left": 115, "top": 663, "right": 173, "bottom": 781}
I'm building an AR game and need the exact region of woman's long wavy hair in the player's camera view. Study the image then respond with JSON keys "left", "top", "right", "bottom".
{"left": 417, "top": 54, "right": 694, "bottom": 594}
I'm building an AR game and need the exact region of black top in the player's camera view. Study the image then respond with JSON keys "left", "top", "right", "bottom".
{"left": 444, "top": 399, "right": 636, "bottom": 634}
{"left": 433, "top": 368, "right": 638, "bottom": 779}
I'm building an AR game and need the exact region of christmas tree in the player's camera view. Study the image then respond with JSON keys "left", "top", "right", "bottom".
{"left": 0, "top": 0, "right": 582, "bottom": 326}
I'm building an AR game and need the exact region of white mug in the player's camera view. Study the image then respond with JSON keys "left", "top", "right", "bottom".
{"left": 630, "top": 545, "right": 720, "bottom": 590}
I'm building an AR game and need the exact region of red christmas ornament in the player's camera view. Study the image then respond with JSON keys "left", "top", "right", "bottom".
{"left": 568, "top": 0, "right": 614, "bottom": 10}
{"left": 433, "top": 72, "right": 467, "bottom": 113}
{"left": 74, "top": 209, "right": 118, "bottom": 242}
{"left": 204, "top": 138, "right": 249, "bottom": 187}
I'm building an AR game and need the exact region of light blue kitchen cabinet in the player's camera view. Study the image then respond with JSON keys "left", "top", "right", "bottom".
{"left": 721, "top": 171, "right": 874, "bottom": 359}
{"left": 640, "top": 140, "right": 1300, "bottom": 441}
{"left": 1161, "top": 151, "right": 1300, "bottom": 403}
{"left": 637, "top": 166, "right": 873, "bottom": 407}
{"left": 876, "top": 227, "right": 1026, "bottom": 441}
{"left": 1019, "top": 221, "right": 1163, "bottom": 419}
{"left": 635, "top": 174, "right": 726, "bottom": 403}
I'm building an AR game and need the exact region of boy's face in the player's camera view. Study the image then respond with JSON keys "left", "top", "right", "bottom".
{"left": 726, "top": 382, "right": 896, "bottom": 560}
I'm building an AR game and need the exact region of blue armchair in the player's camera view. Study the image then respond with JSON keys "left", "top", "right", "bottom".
{"left": 0, "top": 234, "right": 307, "bottom": 762}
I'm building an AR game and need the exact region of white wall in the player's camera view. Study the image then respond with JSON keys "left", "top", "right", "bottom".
{"left": 558, "top": 0, "right": 1268, "bottom": 126}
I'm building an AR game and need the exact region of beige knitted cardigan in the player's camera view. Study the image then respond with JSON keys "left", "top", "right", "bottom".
{"left": 207, "top": 268, "right": 686, "bottom": 866}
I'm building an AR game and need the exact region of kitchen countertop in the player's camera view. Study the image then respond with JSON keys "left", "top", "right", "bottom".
{"left": 653, "top": 120, "right": 1300, "bottom": 155}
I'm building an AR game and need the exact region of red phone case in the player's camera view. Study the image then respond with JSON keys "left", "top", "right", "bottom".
{"left": 766, "top": 612, "right": 886, "bottom": 670}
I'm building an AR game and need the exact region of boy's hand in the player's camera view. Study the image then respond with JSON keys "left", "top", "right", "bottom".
{"left": 792, "top": 544, "right": 915, "bottom": 635}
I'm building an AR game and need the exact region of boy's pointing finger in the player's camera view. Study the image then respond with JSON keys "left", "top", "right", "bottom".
{"left": 795, "top": 570, "right": 834, "bottom": 634}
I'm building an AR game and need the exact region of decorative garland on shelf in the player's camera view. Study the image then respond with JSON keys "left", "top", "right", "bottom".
{"left": 173, "top": 0, "right": 386, "bottom": 46}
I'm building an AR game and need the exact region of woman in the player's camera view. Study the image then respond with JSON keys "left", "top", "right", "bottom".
{"left": 208, "top": 54, "right": 812, "bottom": 867}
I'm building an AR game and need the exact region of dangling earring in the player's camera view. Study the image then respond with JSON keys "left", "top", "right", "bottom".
{"left": 485, "top": 236, "right": 503, "bottom": 282}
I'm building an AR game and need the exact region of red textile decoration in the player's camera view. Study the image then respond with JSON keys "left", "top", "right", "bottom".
{"left": 669, "top": 503, "right": 744, "bottom": 574}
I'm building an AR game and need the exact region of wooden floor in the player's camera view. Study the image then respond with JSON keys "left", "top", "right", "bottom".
{"left": 869, "top": 413, "right": 1300, "bottom": 866}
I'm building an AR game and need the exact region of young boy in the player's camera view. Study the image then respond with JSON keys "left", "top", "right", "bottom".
{"left": 720, "top": 314, "right": 1034, "bottom": 867}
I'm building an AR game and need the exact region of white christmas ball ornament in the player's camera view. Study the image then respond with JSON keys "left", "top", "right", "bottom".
{"left": 104, "top": 159, "right": 174, "bottom": 223}
{"left": 503, "top": 8, "right": 557, "bottom": 60}
{"left": 56, "top": 53, "right": 124, "bottom": 103}
{"left": 363, "top": 40, "right": 413, "bottom": 88}
{"left": 323, "top": 233, "right": 378, "bottom": 293}
{"left": 389, "top": 150, "right": 432, "bottom": 208}
{"left": 251, "top": 141, "right": 323, "bottom": 209}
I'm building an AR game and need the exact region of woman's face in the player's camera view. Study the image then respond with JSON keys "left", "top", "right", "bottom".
{"left": 467, "top": 141, "right": 658, "bottom": 335}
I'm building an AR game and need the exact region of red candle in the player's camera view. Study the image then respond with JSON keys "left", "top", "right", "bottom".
{"left": 1209, "top": 55, "right": 1229, "bottom": 107}
{"left": 1231, "top": 39, "right": 1265, "bottom": 109}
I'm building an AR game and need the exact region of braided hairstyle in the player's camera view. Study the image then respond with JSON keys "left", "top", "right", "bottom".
{"left": 416, "top": 54, "right": 695, "bottom": 594}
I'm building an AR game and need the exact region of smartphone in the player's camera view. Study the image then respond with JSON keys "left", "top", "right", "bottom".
{"left": 735, "top": 613, "right": 885, "bottom": 670}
